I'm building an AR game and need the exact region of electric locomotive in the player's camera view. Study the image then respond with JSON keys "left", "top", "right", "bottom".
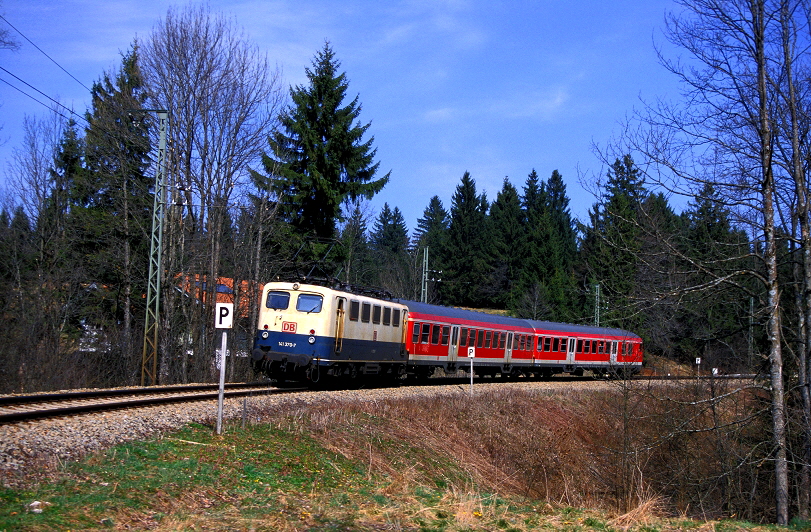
{"left": 251, "top": 281, "right": 409, "bottom": 383}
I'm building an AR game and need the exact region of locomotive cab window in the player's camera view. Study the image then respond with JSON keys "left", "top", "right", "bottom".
{"left": 266, "top": 291, "right": 290, "bottom": 310}
{"left": 296, "top": 294, "right": 323, "bottom": 313}
{"left": 349, "top": 300, "right": 360, "bottom": 321}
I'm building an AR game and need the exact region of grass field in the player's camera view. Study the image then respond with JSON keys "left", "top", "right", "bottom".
{"left": 0, "top": 384, "right": 805, "bottom": 531}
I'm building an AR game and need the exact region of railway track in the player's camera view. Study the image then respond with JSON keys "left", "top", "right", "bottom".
{"left": 0, "top": 373, "right": 758, "bottom": 425}
{"left": 0, "top": 382, "right": 306, "bottom": 424}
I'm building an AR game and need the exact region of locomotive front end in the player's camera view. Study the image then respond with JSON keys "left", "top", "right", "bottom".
{"left": 251, "top": 282, "right": 336, "bottom": 382}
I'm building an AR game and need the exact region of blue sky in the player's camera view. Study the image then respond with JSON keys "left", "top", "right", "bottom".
{"left": 0, "top": 0, "right": 682, "bottom": 233}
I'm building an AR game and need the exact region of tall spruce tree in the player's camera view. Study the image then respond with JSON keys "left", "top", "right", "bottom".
{"left": 369, "top": 203, "right": 410, "bottom": 296}
{"left": 79, "top": 46, "right": 152, "bottom": 360}
{"left": 339, "top": 203, "right": 373, "bottom": 286}
{"left": 487, "top": 178, "right": 524, "bottom": 308}
{"left": 262, "top": 42, "right": 389, "bottom": 238}
{"left": 412, "top": 196, "right": 449, "bottom": 303}
{"left": 580, "top": 155, "right": 646, "bottom": 327}
{"left": 441, "top": 171, "right": 490, "bottom": 307}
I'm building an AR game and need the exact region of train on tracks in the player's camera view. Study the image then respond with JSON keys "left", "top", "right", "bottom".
{"left": 251, "top": 281, "right": 642, "bottom": 384}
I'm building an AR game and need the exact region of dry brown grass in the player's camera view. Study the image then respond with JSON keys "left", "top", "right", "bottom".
{"left": 260, "top": 378, "right": 774, "bottom": 523}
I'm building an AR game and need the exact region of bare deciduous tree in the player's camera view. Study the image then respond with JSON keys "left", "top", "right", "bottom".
{"left": 141, "top": 3, "right": 284, "bottom": 383}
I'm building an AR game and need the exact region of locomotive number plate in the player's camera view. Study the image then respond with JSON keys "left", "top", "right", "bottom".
{"left": 282, "top": 321, "right": 297, "bottom": 333}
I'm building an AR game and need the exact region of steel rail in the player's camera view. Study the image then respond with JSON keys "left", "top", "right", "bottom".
{"left": 0, "top": 384, "right": 306, "bottom": 424}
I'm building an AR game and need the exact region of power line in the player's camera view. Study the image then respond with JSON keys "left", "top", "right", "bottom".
{"left": 0, "top": 66, "right": 89, "bottom": 127}
{"left": 0, "top": 75, "right": 72, "bottom": 122}
{"left": 0, "top": 14, "right": 92, "bottom": 93}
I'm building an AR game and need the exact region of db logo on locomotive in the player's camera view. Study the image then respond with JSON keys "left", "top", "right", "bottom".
{"left": 282, "top": 321, "right": 297, "bottom": 333}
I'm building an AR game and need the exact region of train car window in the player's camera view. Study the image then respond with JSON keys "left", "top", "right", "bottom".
{"left": 383, "top": 307, "right": 391, "bottom": 326}
{"left": 598, "top": 341, "right": 604, "bottom": 354}
{"left": 372, "top": 305, "right": 382, "bottom": 324}
{"left": 468, "top": 329, "right": 477, "bottom": 347}
{"left": 431, "top": 324, "right": 441, "bottom": 345}
{"left": 563, "top": 338, "right": 570, "bottom": 351}
{"left": 441, "top": 326, "right": 450, "bottom": 345}
{"left": 460, "top": 328, "right": 468, "bottom": 347}
{"left": 544, "top": 337, "right": 551, "bottom": 351}
{"left": 536, "top": 336, "right": 542, "bottom": 351}
{"left": 512, "top": 335, "right": 518, "bottom": 350}
{"left": 392, "top": 308, "right": 401, "bottom": 326}
{"left": 421, "top": 323, "right": 430, "bottom": 343}
{"left": 484, "top": 331, "right": 492, "bottom": 348}
{"left": 477, "top": 330, "right": 485, "bottom": 348}
{"left": 499, "top": 332, "right": 506, "bottom": 349}
{"left": 552, "top": 337, "right": 559, "bottom": 352}
{"left": 584, "top": 340, "right": 591, "bottom": 353}
{"left": 297, "top": 294, "right": 323, "bottom": 313}
{"left": 611, "top": 341, "right": 618, "bottom": 355}
{"left": 412, "top": 323, "right": 420, "bottom": 343}
{"left": 266, "top": 291, "right": 290, "bottom": 310}
{"left": 361, "top": 302, "right": 371, "bottom": 323}
{"left": 577, "top": 339, "right": 583, "bottom": 353}
{"left": 521, "top": 335, "right": 528, "bottom": 351}
{"left": 349, "top": 300, "right": 360, "bottom": 321}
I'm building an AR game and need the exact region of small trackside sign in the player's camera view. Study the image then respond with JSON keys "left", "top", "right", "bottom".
{"left": 468, "top": 347, "right": 475, "bottom": 358}
{"left": 215, "top": 303, "right": 233, "bottom": 329}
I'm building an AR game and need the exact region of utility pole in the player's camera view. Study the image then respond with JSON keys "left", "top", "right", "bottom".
{"left": 141, "top": 110, "right": 170, "bottom": 386}
{"left": 594, "top": 283, "right": 601, "bottom": 327}
{"left": 421, "top": 247, "right": 428, "bottom": 303}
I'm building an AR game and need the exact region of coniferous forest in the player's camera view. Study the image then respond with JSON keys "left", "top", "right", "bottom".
{"left": 7, "top": 0, "right": 811, "bottom": 524}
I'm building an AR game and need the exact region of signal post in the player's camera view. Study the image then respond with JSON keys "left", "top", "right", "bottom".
{"left": 215, "top": 303, "right": 233, "bottom": 435}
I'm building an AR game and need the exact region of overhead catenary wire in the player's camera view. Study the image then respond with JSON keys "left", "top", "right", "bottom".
{"left": 0, "top": 65, "right": 89, "bottom": 127}
{"left": 0, "top": 13, "right": 92, "bottom": 93}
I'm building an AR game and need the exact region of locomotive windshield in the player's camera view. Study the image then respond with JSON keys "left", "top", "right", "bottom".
{"left": 266, "top": 291, "right": 290, "bottom": 310}
{"left": 297, "top": 294, "right": 323, "bottom": 313}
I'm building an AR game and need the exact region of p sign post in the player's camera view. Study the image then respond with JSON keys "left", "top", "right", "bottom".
{"left": 215, "top": 303, "right": 233, "bottom": 435}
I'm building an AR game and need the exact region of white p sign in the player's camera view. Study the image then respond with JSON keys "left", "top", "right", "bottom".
{"left": 215, "top": 303, "right": 234, "bottom": 329}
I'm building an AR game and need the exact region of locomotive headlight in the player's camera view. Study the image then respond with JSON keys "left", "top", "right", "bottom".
{"left": 261, "top": 331, "right": 269, "bottom": 339}
{"left": 308, "top": 336, "right": 315, "bottom": 344}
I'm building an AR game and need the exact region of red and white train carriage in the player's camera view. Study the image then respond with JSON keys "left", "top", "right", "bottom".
{"left": 251, "top": 281, "right": 642, "bottom": 384}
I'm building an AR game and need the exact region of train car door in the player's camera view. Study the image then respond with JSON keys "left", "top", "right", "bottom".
{"left": 505, "top": 332, "right": 514, "bottom": 363}
{"left": 447, "top": 325, "right": 460, "bottom": 362}
{"left": 610, "top": 341, "right": 618, "bottom": 365}
{"left": 567, "top": 337, "right": 576, "bottom": 364}
{"left": 334, "top": 297, "right": 346, "bottom": 353}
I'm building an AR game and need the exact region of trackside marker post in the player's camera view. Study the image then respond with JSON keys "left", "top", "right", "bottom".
{"left": 215, "top": 303, "right": 233, "bottom": 435}
{"left": 468, "top": 347, "right": 475, "bottom": 396}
